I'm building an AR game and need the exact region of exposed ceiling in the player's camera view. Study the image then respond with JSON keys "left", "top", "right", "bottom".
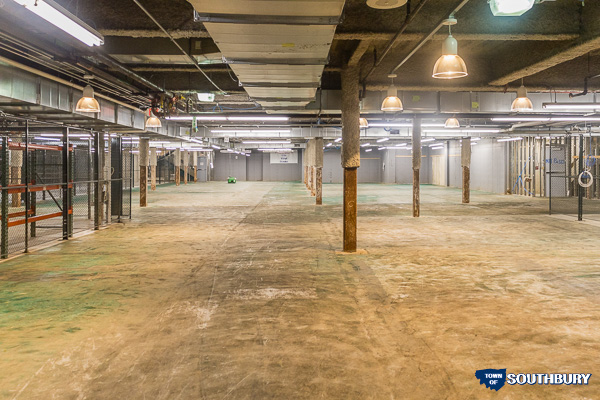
{"left": 0, "top": 0, "right": 600, "bottom": 135}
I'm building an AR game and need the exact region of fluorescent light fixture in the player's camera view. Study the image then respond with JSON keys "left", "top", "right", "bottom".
{"left": 378, "top": 147, "right": 386, "bottom": 150}
{"left": 326, "top": 143, "right": 333, "bottom": 147}
{"left": 211, "top": 130, "right": 291, "bottom": 134}
{"left": 395, "top": 143, "right": 408, "bottom": 147}
{"left": 227, "top": 116, "right": 289, "bottom": 121}
{"left": 166, "top": 116, "right": 227, "bottom": 121}
{"left": 211, "top": 145, "right": 221, "bottom": 149}
{"left": 360, "top": 143, "right": 371, "bottom": 147}
{"left": 423, "top": 129, "right": 502, "bottom": 134}
{"left": 242, "top": 141, "right": 291, "bottom": 144}
{"left": 368, "top": 123, "right": 446, "bottom": 128}
{"left": 542, "top": 103, "right": 600, "bottom": 110}
{"left": 422, "top": 138, "right": 435, "bottom": 142}
{"left": 334, "top": 138, "right": 342, "bottom": 143}
{"left": 431, "top": 146, "right": 444, "bottom": 150}
{"left": 376, "top": 138, "right": 390, "bottom": 143}
{"left": 492, "top": 117, "right": 600, "bottom": 122}
{"left": 35, "top": 136, "right": 61, "bottom": 141}
{"left": 365, "top": 149, "right": 373, "bottom": 152}
{"left": 12, "top": 0, "right": 104, "bottom": 46}
{"left": 489, "top": 0, "right": 535, "bottom": 16}
{"left": 257, "top": 148, "right": 294, "bottom": 153}
{"left": 197, "top": 93, "right": 216, "bottom": 102}
{"left": 497, "top": 137, "right": 523, "bottom": 142}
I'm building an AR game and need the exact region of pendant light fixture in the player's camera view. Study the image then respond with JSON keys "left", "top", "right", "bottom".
{"left": 145, "top": 109, "right": 162, "bottom": 128}
{"left": 511, "top": 80, "right": 533, "bottom": 112}
{"left": 359, "top": 118, "right": 369, "bottom": 128}
{"left": 433, "top": 16, "right": 468, "bottom": 80}
{"left": 445, "top": 116, "right": 460, "bottom": 128}
{"left": 489, "top": 0, "right": 535, "bottom": 17}
{"left": 76, "top": 84, "right": 101, "bottom": 113}
{"left": 381, "top": 74, "right": 403, "bottom": 112}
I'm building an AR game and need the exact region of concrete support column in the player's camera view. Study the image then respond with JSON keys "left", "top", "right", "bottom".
{"left": 183, "top": 151, "right": 189, "bottom": 185}
{"left": 10, "top": 150, "right": 23, "bottom": 207}
{"left": 94, "top": 132, "right": 104, "bottom": 229}
{"left": 412, "top": 118, "right": 422, "bottom": 218}
{"left": 174, "top": 149, "right": 181, "bottom": 186}
{"left": 341, "top": 65, "right": 360, "bottom": 252}
{"left": 315, "top": 137, "right": 323, "bottom": 205}
{"left": 139, "top": 139, "right": 149, "bottom": 207}
{"left": 193, "top": 153, "right": 198, "bottom": 183}
{"left": 461, "top": 137, "right": 471, "bottom": 204}
{"left": 150, "top": 147, "right": 157, "bottom": 191}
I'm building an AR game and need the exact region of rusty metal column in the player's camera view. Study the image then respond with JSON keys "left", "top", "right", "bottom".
{"left": 150, "top": 147, "right": 157, "bottom": 190}
{"left": 139, "top": 138, "right": 149, "bottom": 207}
{"left": 183, "top": 150, "right": 189, "bottom": 184}
{"left": 303, "top": 147, "right": 308, "bottom": 188}
{"left": 412, "top": 117, "right": 422, "bottom": 218}
{"left": 341, "top": 65, "right": 360, "bottom": 252}
{"left": 193, "top": 152, "right": 198, "bottom": 183}
{"left": 461, "top": 137, "right": 471, "bottom": 204}
{"left": 315, "top": 137, "right": 323, "bottom": 205}
{"left": 307, "top": 139, "right": 313, "bottom": 193}
{"left": 174, "top": 149, "right": 181, "bottom": 186}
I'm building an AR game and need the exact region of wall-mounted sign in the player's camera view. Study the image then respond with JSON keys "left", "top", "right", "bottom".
{"left": 270, "top": 151, "right": 298, "bottom": 164}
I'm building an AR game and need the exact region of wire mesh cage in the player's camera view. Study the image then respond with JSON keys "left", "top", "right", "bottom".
{"left": 0, "top": 115, "right": 138, "bottom": 258}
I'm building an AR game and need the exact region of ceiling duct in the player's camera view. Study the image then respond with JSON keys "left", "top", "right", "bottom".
{"left": 187, "top": 0, "right": 346, "bottom": 112}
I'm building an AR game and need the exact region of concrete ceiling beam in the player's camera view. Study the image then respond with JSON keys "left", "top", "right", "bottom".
{"left": 489, "top": 35, "right": 600, "bottom": 86}
{"left": 98, "top": 29, "right": 579, "bottom": 42}
{"left": 335, "top": 32, "right": 580, "bottom": 42}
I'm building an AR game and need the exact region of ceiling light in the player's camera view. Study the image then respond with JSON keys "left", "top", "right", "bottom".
{"left": 367, "top": 0, "right": 407, "bottom": 9}
{"left": 489, "top": 0, "right": 535, "bottom": 17}
{"left": 326, "top": 143, "right": 333, "bottom": 147}
{"left": 511, "top": 83, "right": 533, "bottom": 112}
{"left": 381, "top": 74, "right": 403, "bottom": 112}
{"left": 422, "top": 138, "right": 436, "bottom": 142}
{"left": 145, "top": 111, "right": 162, "bottom": 129}
{"left": 359, "top": 118, "right": 369, "bottom": 128}
{"left": 12, "top": 0, "right": 104, "bottom": 46}
{"left": 334, "top": 138, "right": 342, "bottom": 143}
{"left": 360, "top": 143, "right": 371, "bottom": 147}
{"left": 365, "top": 149, "right": 373, "bottom": 152}
{"left": 76, "top": 85, "right": 101, "bottom": 113}
{"left": 197, "top": 93, "right": 216, "bottom": 102}
{"left": 433, "top": 18, "right": 468, "bottom": 79}
{"left": 242, "top": 141, "right": 291, "bottom": 144}
{"left": 445, "top": 117, "right": 460, "bottom": 128}
{"left": 497, "top": 137, "right": 523, "bottom": 142}
{"left": 228, "top": 116, "right": 289, "bottom": 121}
{"left": 376, "top": 138, "right": 390, "bottom": 143}
{"left": 542, "top": 103, "right": 600, "bottom": 110}
{"left": 258, "top": 148, "right": 294, "bottom": 153}
{"left": 378, "top": 147, "right": 386, "bottom": 150}
{"left": 491, "top": 117, "right": 550, "bottom": 122}
{"left": 423, "top": 129, "right": 502, "bottom": 134}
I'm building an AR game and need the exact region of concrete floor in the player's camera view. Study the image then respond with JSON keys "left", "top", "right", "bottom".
{"left": 0, "top": 182, "right": 598, "bottom": 399}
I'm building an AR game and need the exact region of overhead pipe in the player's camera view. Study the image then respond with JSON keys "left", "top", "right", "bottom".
{"left": 569, "top": 73, "right": 600, "bottom": 98}
{"left": 390, "top": 0, "right": 471, "bottom": 74}
{"left": 362, "top": 0, "right": 431, "bottom": 83}
{"left": 132, "top": 0, "right": 226, "bottom": 94}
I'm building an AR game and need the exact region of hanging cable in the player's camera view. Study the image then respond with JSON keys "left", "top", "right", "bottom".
{"left": 132, "top": 0, "right": 226, "bottom": 94}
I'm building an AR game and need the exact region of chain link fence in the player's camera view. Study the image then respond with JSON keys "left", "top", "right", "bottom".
{"left": 0, "top": 115, "right": 135, "bottom": 258}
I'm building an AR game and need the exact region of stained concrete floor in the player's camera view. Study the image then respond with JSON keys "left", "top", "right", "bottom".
{"left": 0, "top": 182, "right": 599, "bottom": 399}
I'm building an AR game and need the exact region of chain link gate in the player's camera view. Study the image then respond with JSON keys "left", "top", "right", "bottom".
{"left": 548, "top": 134, "right": 600, "bottom": 219}
{"left": 0, "top": 115, "right": 136, "bottom": 258}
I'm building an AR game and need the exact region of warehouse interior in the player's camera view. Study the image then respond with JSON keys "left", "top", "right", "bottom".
{"left": 0, "top": 0, "right": 599, "bottom": 398}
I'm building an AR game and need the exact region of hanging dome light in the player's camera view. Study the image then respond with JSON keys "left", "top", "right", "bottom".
{"left": 489, "top": 0, "right": 535, "bottom": 17}
{"left": 146, "top": 110, "right": 162, "bottom": 128}
{"left": 445, "top": 116, "right": 460, "bottom": 128}
{"left": 381, "top": 74, "right": 403, "bottom": 112}
{"left": 359, "top": 118, "right": 369, "bottom": 128}
{"left": 511, "top": 84, "right": 533, "bottom": 112}
{"left": 76, "top": 85, "right": 101, "bottom": 113}
{"left": 433, "top": 18, "right": 468, "bottom": 80}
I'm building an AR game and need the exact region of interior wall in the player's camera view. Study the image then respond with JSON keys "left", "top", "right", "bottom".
{"left": 262, "top": 152, "right": 303, "bottom": 182}
{"left": 448, "top": 139, "right": 507, "bottom": 194}
{"left": 214, "top": 152, "right": 247, "bottom": 181}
